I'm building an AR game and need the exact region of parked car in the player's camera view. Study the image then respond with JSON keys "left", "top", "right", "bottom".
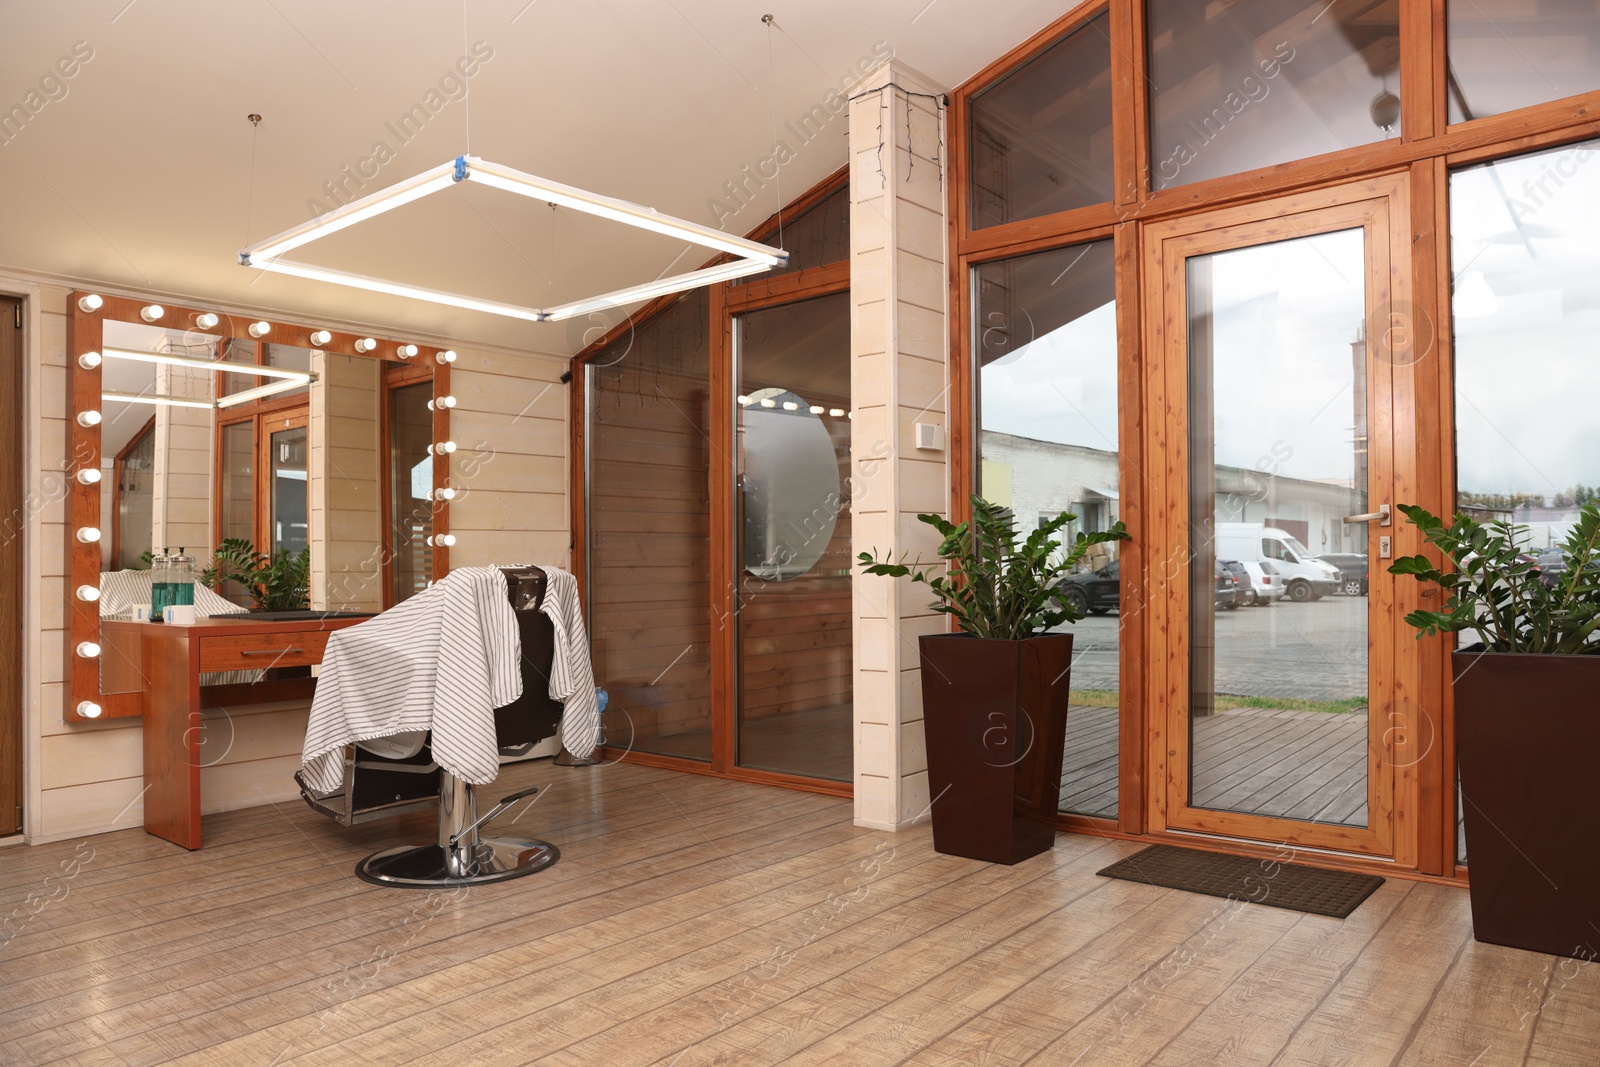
{"left": 1535, "top": 549, "right": 1569, "bottom": 589}
{"left": 1215, "top": 559, "right": 1244, "bottom": 610}
{"left": 1238, "top": 559, "right": 1284, "bottom": 605}
{"left": 1053, "top": 559, "right": 1120, "bottom": 616}
{"left": 1317, "top": 552, "right": 1369, "bottom": 596}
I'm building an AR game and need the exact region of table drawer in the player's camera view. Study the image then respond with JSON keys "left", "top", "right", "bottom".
{"left": 198, "top": 631, "right": 331, "bottom": 672}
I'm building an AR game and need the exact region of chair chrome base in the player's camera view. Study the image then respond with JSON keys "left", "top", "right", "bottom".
{"left": 353, "top": 769, "right": 558, "bottom": 889}
{"left": 355, "top": 837, "right": 560, "bottom": 888}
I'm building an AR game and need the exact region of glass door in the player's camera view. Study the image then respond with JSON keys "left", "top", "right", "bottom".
{"left": 732, "top": 293, "right": 853, "bottom": 782}
{"left": 1143, "top": 177, "right": 1418, "bottom": 860}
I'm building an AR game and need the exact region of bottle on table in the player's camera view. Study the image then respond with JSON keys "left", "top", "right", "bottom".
{"left": 171, "top": 548, "right": 196, "bottom": 614}
{"left": 151, "top": 548, "right": 171, "bottom": 623}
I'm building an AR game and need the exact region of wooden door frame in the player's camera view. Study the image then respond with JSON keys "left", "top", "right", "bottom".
{"left": 1140, "top": 171, "right": 1426, "bottom": 867}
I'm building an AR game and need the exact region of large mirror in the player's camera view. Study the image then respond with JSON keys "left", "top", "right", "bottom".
{"left": 66, "top": 295, "right": 455, "bottom": 718}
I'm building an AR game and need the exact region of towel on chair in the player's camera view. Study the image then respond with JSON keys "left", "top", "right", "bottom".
{"left": 538, "top": 567, "right": 601, "bottom": 759}
{"left": 300, "top": 567, "right": 522, "bottom": 793}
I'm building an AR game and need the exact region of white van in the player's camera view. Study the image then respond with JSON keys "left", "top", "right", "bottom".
{"left": 1213, "top": 523, "right": 1341, "bottom": 602}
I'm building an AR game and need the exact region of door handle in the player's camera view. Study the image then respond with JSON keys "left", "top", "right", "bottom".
{"left": 1342, "top": 504, "right": 1391, "bottom": 527}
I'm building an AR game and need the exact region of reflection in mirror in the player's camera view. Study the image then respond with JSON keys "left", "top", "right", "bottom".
{"left": 388, "top": 380, "right": 436, "bottom": 603}
{"left": 739, "top": 387, "right": 842, "bottom": 581}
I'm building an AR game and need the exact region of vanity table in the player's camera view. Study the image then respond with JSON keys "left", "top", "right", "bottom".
{"left": 102, "top": 614, "right": 371, "bottom": 849}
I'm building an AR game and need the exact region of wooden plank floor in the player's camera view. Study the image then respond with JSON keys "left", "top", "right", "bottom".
{"left": 1061, "top": 706, "right": 1368, "bottom": 827}
{"left": 2, "top": 759, "right": 1592, "bottom": 1066}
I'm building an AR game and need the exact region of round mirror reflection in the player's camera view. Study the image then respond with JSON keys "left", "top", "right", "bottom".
{"left": 740, "top": 387, "right": 841, "bottom": 582}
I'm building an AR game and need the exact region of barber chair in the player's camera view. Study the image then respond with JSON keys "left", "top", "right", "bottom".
{"left": 295, "top": 566, "right": 564, "bottom": 888}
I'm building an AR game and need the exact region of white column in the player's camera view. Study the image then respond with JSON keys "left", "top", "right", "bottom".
{"left": 848, "top": 61, "right": 951, "bottom": 831}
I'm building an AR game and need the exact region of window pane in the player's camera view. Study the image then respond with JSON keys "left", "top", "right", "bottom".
{"left": 734, "top": 184, "right": 849, "bottom": 282}
{"left": 1148, "top": 0, "right": 1400, "bottom": 191}
{"left": 735, "top": 293, "right": 853, "bottom": 782}
{"left": 388, "top": 381, "right": 434, "bottom": 604}
{"left": 1448, "top": 2, "right": 1600, "bottom": 123}
{"left": 970, "top": 11, "right": 1114, "bottom": 228}
{"left": 1452, "top": 139, "right": 1600, "bottom": 867}
{"left": 976, "top": 239, "right": 1121, "bottom": 817}
{"left": 587, "top": 291, "right": 713, "bottom": 762}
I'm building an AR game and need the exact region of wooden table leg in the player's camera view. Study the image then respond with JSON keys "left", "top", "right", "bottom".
{"left": 142, "top": 626, "right": 202, "bottom": 849}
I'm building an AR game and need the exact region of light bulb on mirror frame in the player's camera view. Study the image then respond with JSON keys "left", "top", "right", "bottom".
{"left": 140, "top": 304, "right": 164, "bottom": 322}
{"left": 435, "top": 349, "right": 457, "bottom": 364}
{"left": 76, "top": 701, "right": 103, "bottom": 719}
{"left": 309, "top": 329, "right": 332, "bottom": 346}
{"left": 76, "top": 584, "right": 101, "bottom": 602}
{"left": 434, "top": 486, "right": 457, "bottom": 501}
{"left": 76, "top": 411, "right": 102, "bottom": 427}
{"left": 396, "top": 343, "right": 418, "bottom": 359}
{"left": 353, "top": 337, "right": 377, "bottom": 353}
{"left": 76, "top": 468, "right": 102, "bottom": 485}
{"left": 195, "top": 312, "right": 220, "bottom": 330}
{"left": 431, "top": 440, "right": 457, "bottom": 455}
{"left": 76, "top": 294, "right": 103, "bottom": 313}
{"left": 248, "top": 321, "right": 271, "bottom": 338}
{"left": 76, "top": 527, "right": 102, "bottom": 543}
{"left": 77, "top": 352, "right": 102, "bottom": 370}
{"left": 76, "top": 641, "right": 101, "bottom": 658}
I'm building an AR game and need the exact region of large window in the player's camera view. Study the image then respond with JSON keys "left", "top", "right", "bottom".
{"left": 975, "top": 238, "right": 1121, "bottom": 817}
{"left": 1147, "top": 0, "right": 1400, "bottom": 190}
{"left": 969, "top": 10, "right": 1114, "bottom": 227}
{"left": 1452, "top": 137, "right": 1600, "bottom": 863}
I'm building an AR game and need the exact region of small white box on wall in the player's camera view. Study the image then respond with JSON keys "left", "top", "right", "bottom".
{"left": 913, "top": 422, "right": 945, "bottom": 451}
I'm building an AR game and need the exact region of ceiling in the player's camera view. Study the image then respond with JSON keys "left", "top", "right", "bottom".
{"left": 0, "top": 0, "right": 1066, "bottom": 357}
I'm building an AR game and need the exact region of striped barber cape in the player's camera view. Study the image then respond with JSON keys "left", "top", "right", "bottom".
{"left": 300, "top": 566, "right": 521, "bottom": 793}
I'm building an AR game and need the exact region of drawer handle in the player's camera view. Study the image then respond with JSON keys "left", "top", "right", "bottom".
{"left": 239, "top": 647, "right": 305, "bottom": 656}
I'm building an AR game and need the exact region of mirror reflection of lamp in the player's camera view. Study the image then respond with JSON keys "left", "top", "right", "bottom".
{"left": 1454, "top": 270, "right": 1499, "bottom": 318}
{"left": 740, "top": 386, "right": 844, "bottom": 583}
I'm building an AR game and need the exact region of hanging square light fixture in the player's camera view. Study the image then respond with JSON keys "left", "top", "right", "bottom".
{"left": 239, "top": 156, "right": 788, "bottom": 322}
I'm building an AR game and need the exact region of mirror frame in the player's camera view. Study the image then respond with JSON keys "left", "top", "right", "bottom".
{"left": 64, "top": 290, "right": 454, "bottom": 722}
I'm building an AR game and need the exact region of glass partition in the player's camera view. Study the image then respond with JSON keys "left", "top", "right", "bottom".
{"left": 1147, "top": 0, "right": 1400, "bottom": 190}
{"left": 587, "top": 290, "right": 714, "bottom": 762}
{"left": 975, "top": 238, "right": 1121, "bottom": 817}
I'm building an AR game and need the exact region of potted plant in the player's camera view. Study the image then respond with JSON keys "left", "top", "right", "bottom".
{"left": 1390, "top": 501, "right": 1600, "bottom": 960}
{"left": 859, "top": 496, "right": 1128, "bottom": 864}
{"left": 200, "top": 538, "right": 312, "bottom": 612}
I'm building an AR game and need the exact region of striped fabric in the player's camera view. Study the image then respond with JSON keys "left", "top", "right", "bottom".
{"left": 540, "top": 567, "right": 600, "bottom": 758}
{"left": 300, "top": 566, "right": 522, "bottom": 793}
{"left": 97, "top": 570, "right": 262, "bottom": 686}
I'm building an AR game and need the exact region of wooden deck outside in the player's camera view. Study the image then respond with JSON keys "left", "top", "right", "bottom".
{"left": 1062, "top": 704, "right": 1369, "bottom": 826}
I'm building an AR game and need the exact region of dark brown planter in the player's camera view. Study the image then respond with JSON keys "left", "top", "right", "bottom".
{"left": 1453, "top": 650, "right": 1600, "bottom": 960}
{"left": 918, "top": 632, "right": 1073, "bottom": 865}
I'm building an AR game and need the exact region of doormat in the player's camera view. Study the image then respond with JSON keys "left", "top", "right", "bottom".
{"left": 1097, "top": 844, "right": 1384, "bottom": 919}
